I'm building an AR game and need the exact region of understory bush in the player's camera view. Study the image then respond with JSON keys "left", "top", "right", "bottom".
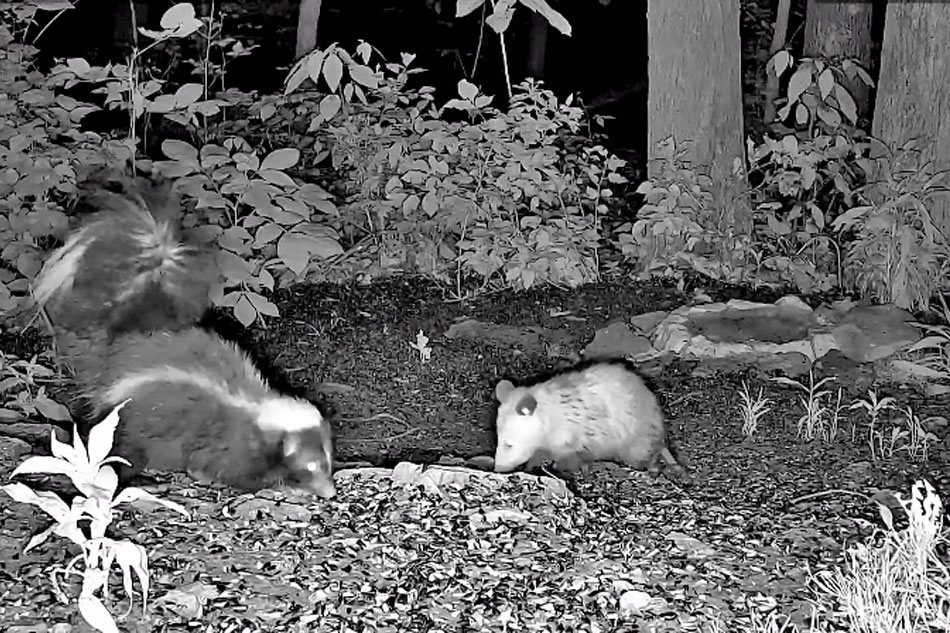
{"left": 627, "top": 51, "right": 950, "bottom": 309}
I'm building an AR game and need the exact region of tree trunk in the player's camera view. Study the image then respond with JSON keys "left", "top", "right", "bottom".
{"left": 803, "top": 0, "right": 875, "bottom": 127}
{"left": 763, "top": 0, "right": 791, "bottom": 125}
{"left": 295, "top": 0, "right": 323, "bottom": 60}
{"left": 526, "top": 11, "right": 548, "bottom": 79}
{"left": 873, "top": 4, "right": 950, "bottom": 233}
{"left": 647, "top": 0, "right": 745, "bottom": 182}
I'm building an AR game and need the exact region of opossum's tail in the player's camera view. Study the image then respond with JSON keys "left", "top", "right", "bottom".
{"left": 32, "top": 169, "right": 219, "bottom": 342}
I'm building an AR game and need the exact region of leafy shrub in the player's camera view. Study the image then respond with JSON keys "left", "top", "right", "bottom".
{"left": 0, "top": 5, "right": 131, "bottom": 321}
{"left": 0, "top": 2, "right": 346, "bottom": 326}
{"left": 832, "top": 139, "right": 950, "bottom": 311}
{"left": 154, "top": 137, "right": 343, "bottom": 326}
{"left": 617, "top": 137, "right": 757, "bottom": 288}
{"left": 274, "top": 43, "right": 628, "bottom": 293}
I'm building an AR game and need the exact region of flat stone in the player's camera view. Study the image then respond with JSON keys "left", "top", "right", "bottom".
{"left": 584, "top": 321, "right": 655, "bottom": 360}
{"left": 628, "top": 310, "right": 668, "bottom": 336}
{"left": 832, "top": 304, "right": 920, "bottom": 363}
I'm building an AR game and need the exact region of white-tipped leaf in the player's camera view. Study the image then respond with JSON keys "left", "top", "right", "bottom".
{"left": 87, "top": 400, "right": 128, "bottom": 465}
{"left": 113, "top": 486, "right": 190, "bottom": 518}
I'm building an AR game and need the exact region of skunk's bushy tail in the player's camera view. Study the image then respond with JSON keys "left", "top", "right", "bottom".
{"left": 33, "top": 170, "right": 219, "bottom": 339}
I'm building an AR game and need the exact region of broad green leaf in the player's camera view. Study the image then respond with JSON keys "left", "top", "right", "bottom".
{"left": 158, "top": 2, "right": 202, "bottom": 38}
{"left": 320, "top": 94, "right": 341, "bottom": 120}
{"left": 247, "top": 292, "right": 280, "bottom": 318}
{"left": 787, "top": 66, "right": 812, "bottom": 103}
{"left": 284, "top": 57, "right": 309, "bottom": 94}
{"left": 162, "top": 139, "right": 200, "bottom": 166}
{"left": 457, "top": 79, "right": 478, "bottom": 101}
{"left": 834, "top": 83, "right": 858, "bottom": 124}
{"left": 817, "top": 68, "right": 835, "bottom": 99}
{"left": 175, "top": 83, "right": 204, "bottom": 106}
{"left": 34, "top": 394, "right": 72, "bottom": 422}
{"left": 260, "top": 148, "right": 300, "bottom": 171}
{"left": 254, "top": 223, "right": 284, "bottom": 246}
{"left": 457, "top": 0, "right": 485, "bottom": 18}
{"left": 521, "top": 0, "right": 572, "bottom": 36}
{"left": 35, "top": 0, "right": 74, "bottom": 9}
{"left": 348, "top": 64, "right": 378, "bottom": 89}
{"left": 259, "top": 169, "right": 297, "bottom": 188}
{"left": 305, "top": 50, "right": 327, "bottom": 87}
{"left": 277, "top": 233, "right": 313, "bottom": 275}
{"left": 322, "top": 53, "right": 344, "bottom": 93}
{"left": 233, "top": 294, "right": 258, "bottom": 327}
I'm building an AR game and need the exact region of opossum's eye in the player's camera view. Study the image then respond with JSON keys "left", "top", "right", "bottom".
{"left": 306, "top": 461, "right": 318, "bottom": 472}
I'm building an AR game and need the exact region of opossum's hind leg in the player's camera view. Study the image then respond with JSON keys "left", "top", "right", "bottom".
{"left": 655, "top": 446, "right": 692, "bottom": 484}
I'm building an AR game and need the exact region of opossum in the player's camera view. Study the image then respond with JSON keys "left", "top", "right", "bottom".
{"left": 34, "top": 171, "right": 336, "bottom": 498}
{"left": 32, "top": 170, "right": 217, "bottom": 338}
{"left": 492, "top": 360, "right": 683, "bottom": 477}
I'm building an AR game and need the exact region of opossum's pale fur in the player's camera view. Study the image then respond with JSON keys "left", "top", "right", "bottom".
{"left": 35, "top": 170, "right": 336, "bottom": 498}
{"left": 492, "top": 360, "right": 683, "bottom": 476}
{"left": 33, "top": 170, "right": 217, "bottom": 338}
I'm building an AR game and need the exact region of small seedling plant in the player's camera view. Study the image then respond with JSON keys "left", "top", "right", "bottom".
{"left": 737, "top": 380, "right": 772, "bottom": 438}
{"left": 772, "top": 371, "right": 843, "bottom": 442}
{"left": 2, "top": 402, "right": 189, "bottom": 633}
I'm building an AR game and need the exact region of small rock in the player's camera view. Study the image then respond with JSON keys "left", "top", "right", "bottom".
{"left": 629, "top": 310, "right": 668, "bottom": 335}
{"left": 583, "top": 321, "right": 654, "bottom": 360}
{"left": 832, "top": 304, "right": 920, "bottom": 363}
{"left": 775, "top": 294, "right": 813, "bottom": 315}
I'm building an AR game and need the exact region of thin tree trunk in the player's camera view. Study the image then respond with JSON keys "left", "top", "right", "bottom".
{"left": 295, "top": 0, "right": 322, "bottom": 60}
{"left": 526, "top": 11, "right": 548, "bottom": 79}
{"left": 647, "top": 0, "right": 745, "bottom": 183}
{"left": 803, "top": 0, "right": 875, "bottom": 126}
{"left": 763, "top": 0, "right": 791, "bottom": 125}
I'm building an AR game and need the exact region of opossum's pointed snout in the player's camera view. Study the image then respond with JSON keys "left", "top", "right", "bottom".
{"left": 492, "top": 455, "right": 521, "bottom": 473}
{"left": 307, "top": 476, "right": 337, "bottom": 499}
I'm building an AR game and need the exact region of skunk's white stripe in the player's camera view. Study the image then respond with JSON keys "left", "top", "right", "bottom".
{"left": 256, "top": 397, "right": 325, "bottom": 432}
{"left": 102, "top": 365, "right": 262, "bottom": 414}
{"left": 101, "top": 364, "right": 325, "bottom": 434}
{"left": 32, "top": 228, "right": 94, "bottom": 305}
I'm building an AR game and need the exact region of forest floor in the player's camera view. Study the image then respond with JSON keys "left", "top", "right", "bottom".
{"left": 1, "top": 277, "right": 948, "bottom": 632}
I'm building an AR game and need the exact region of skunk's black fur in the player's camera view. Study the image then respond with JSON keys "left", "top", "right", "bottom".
{"left": 34, "top": 170, "right": 336, "bottom": 498}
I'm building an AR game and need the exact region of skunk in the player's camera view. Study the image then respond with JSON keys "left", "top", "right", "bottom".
{"left": 69, "top": 327, "right": 336, "bottom": 497}
{"left": 33, "top": 170, "right": 217, "bottom": 338}
{"left": 493, "top": 360, "right": 684, "bottom": 477}
{"left": 34, "top": 171, "right": 337, "bottom": 498}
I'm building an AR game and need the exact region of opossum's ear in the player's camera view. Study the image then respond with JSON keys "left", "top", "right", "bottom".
{"left": 514, "top": 394, "right": 537, "bottom": 416}
{"left": 494, "top": 380, "right": 515, "bottom": 402}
